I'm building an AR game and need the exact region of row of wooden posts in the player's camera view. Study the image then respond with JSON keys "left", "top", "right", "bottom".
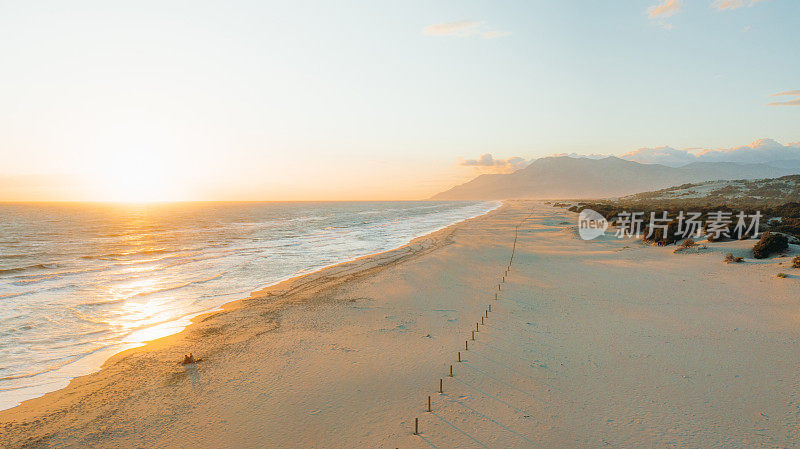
{"left": 412, "top": 217, "right": 524, "bottom": 437}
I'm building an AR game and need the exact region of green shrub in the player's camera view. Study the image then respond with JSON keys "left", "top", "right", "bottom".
{"left": 792, "top": 256, "right": 800, "bottom": 269}
{"left": 777, "top": 272, "right": 788, "bottom": 278}
{"left": 752, "top": 232, "right": 789, "bottom": 259}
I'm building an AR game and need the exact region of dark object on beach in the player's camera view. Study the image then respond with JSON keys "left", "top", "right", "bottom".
{"left": 777, "top": 272, "right": 788, "bottom": 278}
{"left": 724, "top": 253, "right": 744, "bottom": 263}
{"left": 792, "top": 256, "right": 800, "bottom": 269}
{"left": 752, "top": 232, "right": 789, "bottom": 259}
{"left": 181, "top": 352, "right": 203, "bottom": 365}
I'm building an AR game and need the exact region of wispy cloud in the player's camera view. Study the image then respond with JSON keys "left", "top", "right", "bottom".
{"left": 648, "top": 0, "right": 683, "bottom": 18}
{"left": 647, "top": 0, "right": 682, "bottom": 30}
{"left": 422, "top": 21, "right": 510, "bottom": 39}
{"left": 713, "top": 0, "right": 769, "bottom": 11}
{"left": 647, "top": 0, "right": 768, "bottom": 28}
{"left": 767, "top": 90, "right": 800, "bottom": 106}
{"left": 771, "top": 90, "right": 800, "bottom": 97}
{"left": 460, "top": 154, "right": 529, "bottom": 173}
{"left": 767, "top": 98, "right": 800, "bottom": 106}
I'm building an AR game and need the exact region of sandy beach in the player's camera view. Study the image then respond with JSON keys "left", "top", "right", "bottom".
{"left": 2, "top": 201, "right": 799, "bottom": 448}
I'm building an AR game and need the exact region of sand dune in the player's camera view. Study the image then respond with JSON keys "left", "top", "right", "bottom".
{"left": 2, "top": 201, "right": 799, "bottom": 448}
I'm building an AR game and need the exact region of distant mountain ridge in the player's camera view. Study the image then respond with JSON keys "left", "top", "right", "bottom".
{"left": 431, "top": 156, "right": 800, "bottom": 200}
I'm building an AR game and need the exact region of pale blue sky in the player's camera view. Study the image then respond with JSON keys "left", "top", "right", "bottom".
{"left": 0, "top": 0, "right": 797, "bottom": 200}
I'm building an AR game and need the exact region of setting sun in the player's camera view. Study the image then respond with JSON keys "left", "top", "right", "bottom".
{"left": 97, "top": 171, "right": 171, "bottom": 203}
{"left": 89, "top": 147, "right": 184, "bottom": 202}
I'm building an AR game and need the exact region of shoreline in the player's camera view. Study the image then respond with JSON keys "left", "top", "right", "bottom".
{"left": 0, "top": 200, "right": 505, "bottom": 415}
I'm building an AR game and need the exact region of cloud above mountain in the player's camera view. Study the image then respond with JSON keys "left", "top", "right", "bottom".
{"left": 460, "top": 154, "right": 529, "bottom": 172}
{"left": 620, "top": 139, "right": 800, "bottom": 167}
{"left": 618, "top": 147, "right": 701, "bottom": 166}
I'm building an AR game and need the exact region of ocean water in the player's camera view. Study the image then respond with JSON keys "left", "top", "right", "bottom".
{"left": 0, "top": 200, "right": 499, "bottom": 410}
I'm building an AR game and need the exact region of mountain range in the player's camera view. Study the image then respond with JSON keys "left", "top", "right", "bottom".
{"left": 431, "top": 156, "right": 800, "bottom": 200}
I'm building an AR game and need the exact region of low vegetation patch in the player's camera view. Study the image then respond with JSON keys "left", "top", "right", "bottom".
{"left": 752, "top": 232, "right": 789, "bottom": 259}
{"left": 673, "top": 237, "right": 708, "bottom": 253}
{"left": 792, "top": 256, "right": 800, "bottom": 269}
{"left": 724, "top": 253, "right": 744, "bottom": 263}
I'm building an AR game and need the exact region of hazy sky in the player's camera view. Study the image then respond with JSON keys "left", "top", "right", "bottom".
{"left": 0, "top": 0, "right": 797, "bottom": 201}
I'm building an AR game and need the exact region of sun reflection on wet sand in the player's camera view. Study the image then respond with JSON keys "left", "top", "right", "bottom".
{"left": 0, "top": 201, "right": 499, "bottom": 410}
